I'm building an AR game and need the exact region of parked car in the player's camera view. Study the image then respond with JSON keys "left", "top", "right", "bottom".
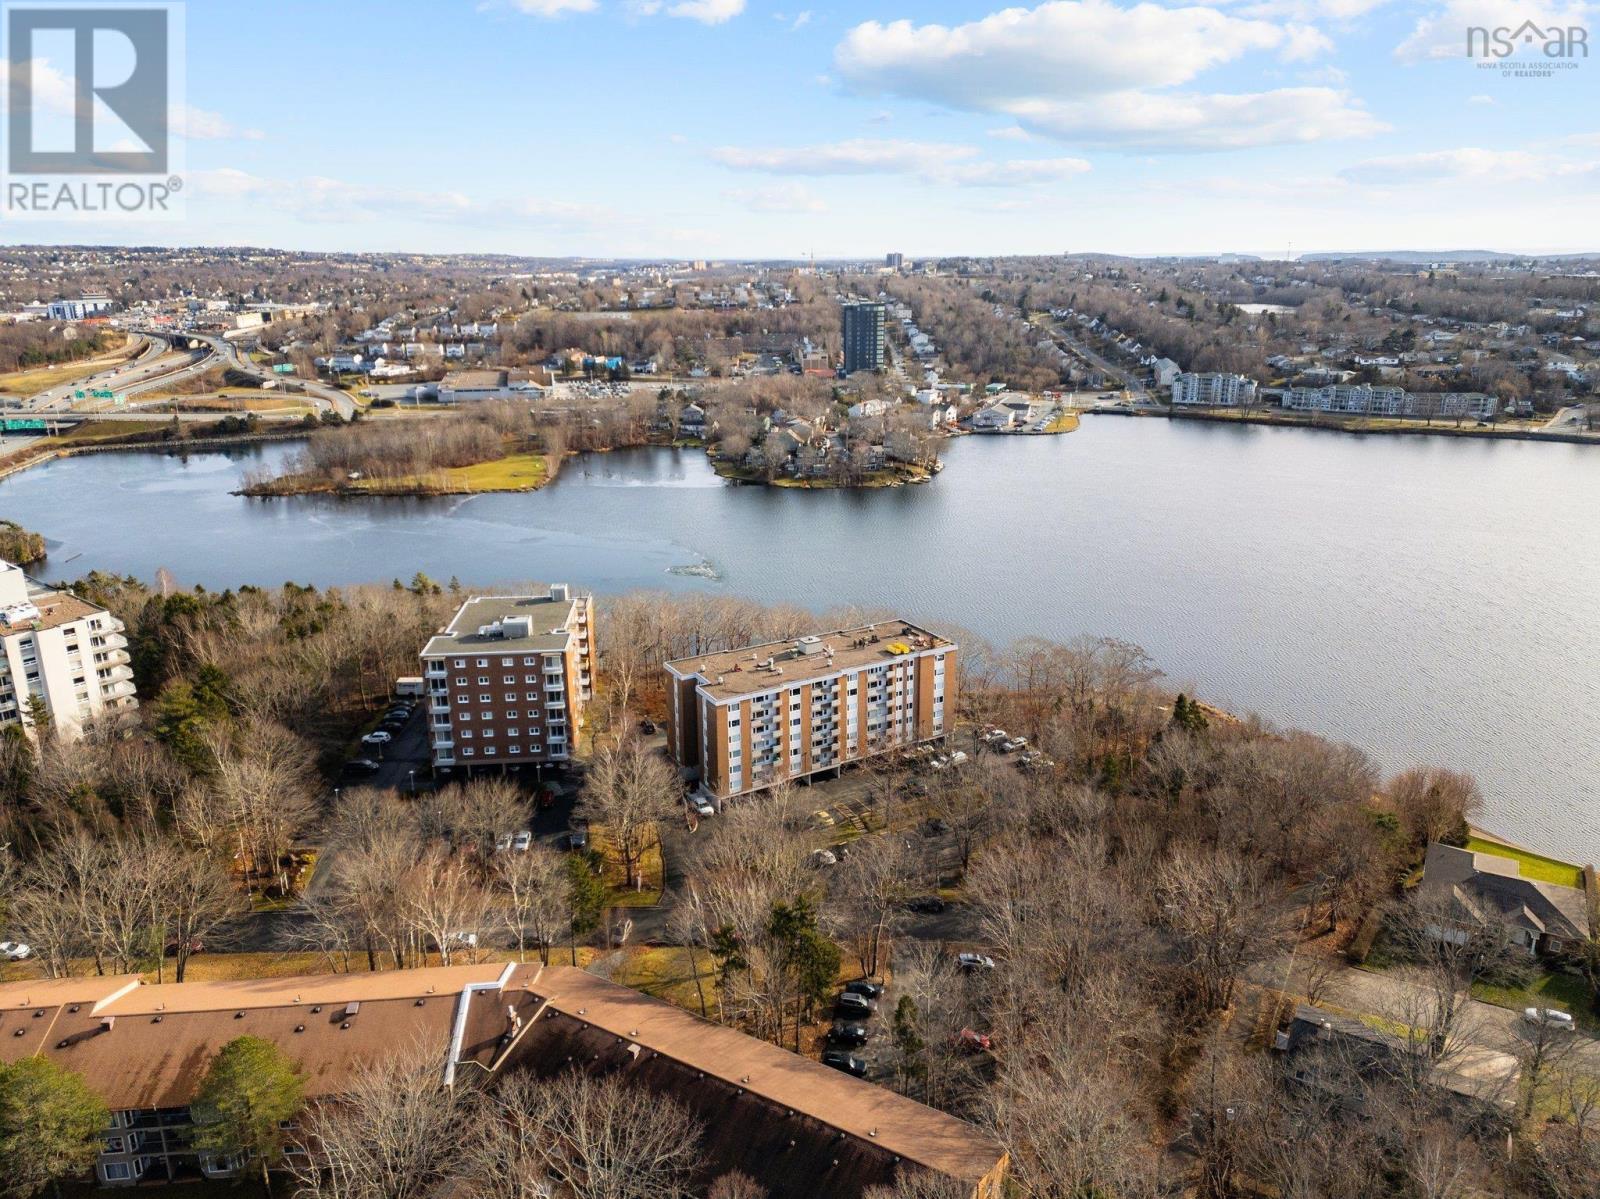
{"left": 442, "top": 931, "right": 478, "bottom": 948}
{"left": 163, "top": 937, "right": 204, "bottom": 958}
{"left": 956, "top": 952, "right": 996, "bottom": 972}
{"left": 689, "top": 796, "right": 715, "bottom": 817}
{"left": 929, "top": 754, "right": 951, "bottom": 771}
{"left": 511, "top": 831, "right": 533, "bottom": 852}
{"left": 980, "top": 729, "right": 1008, "bottom": 745}
{"left": 810, "top": 849, "right": 838, "bottom": 868}
{"left": 844, "top": 980, "right": 884, "bottom": 1000}
{"left": 1000, "top": 737, "right": 1027, "bottom": 753}
{"left": 0, "top": 941, "right": 33, "bottom": 961}
{"left": 954, "top": 1028, "right": 993, "bottom": 1052}
{"left": 829, "top": 1021, "right": 870, "bottom": 1046}
{"left": 342, "top": 758, "right": 381, "bottom": 777}
{"left": 835, "top": 992, "right": 877, "bottom": 1017}
{"left": 908, "top": 896, "right": 948, "bottom": 914}
{"left": 821, "top": 1050, "right": 868, "bottom": 1077}
{"left": 495, "top": 833, "right": 514, "bottom": 852}
{"left": 1523, "top": 1007, "right": 1576, "bottom": 1031}
{"left": 566, "top": 826, "right": 589, "bottom": 851}
{"left": 361, "top": 731, "right": 392, "bottom": 746}
{"left": 640, "top": 719, "right": 657, "bottom": 734}
{"left": 946, "top": 750, "right": 969, "bottom": 768}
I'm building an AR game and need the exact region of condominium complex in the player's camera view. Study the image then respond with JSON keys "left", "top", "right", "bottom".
{"left": 420, "top": 586, "right": 595, "bottom": 772}
{"left": 665, "top": 621, "right": 957, "bottom": 800}
{"left": 841, "top": 300, "right": 886, "bottom": 373}
{"left": 1284, "top": 384, "right": 1499, "bottom": 420}
{"left": 1170, "top": 371, "right": 1259, "bottom": 407}
{"left": 0, "top": 559, "right": 137, "bottom": 739}
{"left": 0, "top": 964, "right": 1006, "bottom": 1197}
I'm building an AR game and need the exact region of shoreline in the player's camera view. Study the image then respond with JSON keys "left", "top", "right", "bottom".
{"left": 1101, "top": 406, "right": 1599, "bottom": 445}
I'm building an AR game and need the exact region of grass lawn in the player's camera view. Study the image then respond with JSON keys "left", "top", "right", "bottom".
{"left": 1464, "top": 835, "right": 1585, "bottom": 888}
{"left": 1473, "top": 971, "right": 1597, "bottom": 1031}
{"left": 592, "top": 821, "right": 665, "bottom": 907}
{"left": 349, "top": 452, "right": 551, "bottom": 494}
{"left": 55, "top": 419, "right": 170, "bottom": 443}
{"left": 0, "top": 337, "right": 135, "bottom": 396}
{"left": 613, "top": 945, "right": 717, "bottom": 1015}
{"left": 1044, "top": 409, "right": 1081, "bottom": 433}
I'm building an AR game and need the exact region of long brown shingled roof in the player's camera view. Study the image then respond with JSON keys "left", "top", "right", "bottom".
{"left": 0, "top": 964, "right": 1005, "bottom": 1198}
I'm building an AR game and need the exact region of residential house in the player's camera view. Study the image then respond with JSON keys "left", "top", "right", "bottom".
{"left": 1415, "top": 841, "right": 1590, "bottom": 956}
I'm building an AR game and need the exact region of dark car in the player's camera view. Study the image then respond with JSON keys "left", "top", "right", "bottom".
{"left": 844, "top": 980, "right": 884, "bottom": 1001}
{"left": 835, "top": 992, "right": 876, "bottom": 1018}
{"left": 829, "top": 1021, "right": 869, "bottom": 1046}
{"left": 566, "top": 828, "right": 589, "bottom": 851}
{"left": 908, "top": 896, "right": 947, "bottom": 914}
{"left": 163, "top": 937, "right": 204, "bottom": 958}
{"left": 640, "top": 719, "right": 657, "bottom": 734}
{"left": 343, "top": 758, "right": 381, "bottom": 776}
{"left": 821, "top": 1051, "right": 868, "bottom": 1077}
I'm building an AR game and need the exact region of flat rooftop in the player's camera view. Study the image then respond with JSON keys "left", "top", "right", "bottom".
{"left": 421, "top": 592, "right": 582, "bottom": 657}
{"left": 666, "top": 619, "right": 952, "bottom": 703}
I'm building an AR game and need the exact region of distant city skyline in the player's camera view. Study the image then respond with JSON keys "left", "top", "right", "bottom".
{"left": 3, "top": 0, "right": 1596, "bottom": 257}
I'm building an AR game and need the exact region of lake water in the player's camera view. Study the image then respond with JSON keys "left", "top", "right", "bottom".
{"left": 3, "top": 419, "right": 1597, "bottom": 863}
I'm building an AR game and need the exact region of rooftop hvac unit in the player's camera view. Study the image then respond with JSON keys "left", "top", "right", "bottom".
{"left": 548, "top": 583, "right": 570, "bottom": 602}
{"left": 0, "top": 602, "right": 41, "bottom": 628}
{"left": 477, "top": 622, "right": 503, "bottom": 638}
{"left": 502, "top": 616, "right": 533, "bottom": 638}
{"left": 795, "top": 635, "right": 824, "bottom": 656}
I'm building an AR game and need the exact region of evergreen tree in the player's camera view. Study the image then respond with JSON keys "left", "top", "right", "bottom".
{"left": 0, "top": 1057, "right": 110, "bottom": 1198}
{"left": 190, "top": 1036, "right": 305, "bottom": 1189}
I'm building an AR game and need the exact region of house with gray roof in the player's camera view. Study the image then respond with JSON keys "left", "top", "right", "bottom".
{"left": 1416, "top": 841, "right": 1591, "bottom": 956}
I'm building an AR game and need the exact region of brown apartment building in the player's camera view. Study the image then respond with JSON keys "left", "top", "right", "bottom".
{"left": 421, "top": 586, "right": 595, "bottom": 773}
{"left": 665, "top": 620, "right": 957, "bottom": 800}
{"left": 0, "top": 963, "right": 1006, "bottom": 1198}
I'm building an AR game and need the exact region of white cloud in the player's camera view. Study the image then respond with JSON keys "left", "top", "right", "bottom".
{"left": 664, "top": 0, "right": 745, "bottom": 23}
{"left": 190, "top": 168, "right": 606, "bottom": 228}
{"left": 987, "top": 126, "right": 1034, "bottom": 141}
{"left": 710, "top": 138, "right": 1089, "bottom": 186}
{"left": 833, "top": 1, "right": 1376, "bottom": 151}
{"left": 1339, "top": 146, "right": 1581, "bottom": 183}
{"left": 501, "top": 0, "right": 599, "bottom": 15}
{"left": 724, "top": 183, "right": 829, "bottom": 212}
{"left": 1394, "top": 0, "right": 1591, "bottom": 61}
{"left": 1011, "top": 86, "right": 1383, "bottom": 149}
{"left": 173, "top": 105, "right": 264, "bottom": 142}
{"left": 1468, "top": 92, "right": 1495, "bottom": 103}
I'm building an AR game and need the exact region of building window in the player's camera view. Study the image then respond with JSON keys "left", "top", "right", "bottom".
{"left": 478, "top": 676, "right": 490, "bottom": 685}
{"left": 105, "top": 1136, "right": 125, "bottom": 1153}
{"left": 476, "top": 659, "right": 489, "bottom": 668}
{"left": 453, "top": 659, "right": 466, "bottom": 668}
{"left": 102, "top": 1164, "right": 132, "bottom": 1182}
{"left": 479, "top": 694, "right": 492, "bottom": 704}
{"left": 505, "top": 693, "right": 516, "bottom": 703}
{"left": 507, "top": 710, "right": 519, "bottom": 720}
{"left": 503, "top": 675, "right": 515, "bottom": 684}
{"left": 509, "top": 745, "right": 522, "bottom": 755}
{"left": 462, "top": 748, "right": 475, "bottom": 757}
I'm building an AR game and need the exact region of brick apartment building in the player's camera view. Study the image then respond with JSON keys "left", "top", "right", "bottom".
{"left": 421, "top": 587, "right": 595, "bottom": 773}
{"left": 0, "top": 559, "right": 138, "bottom": 740}
{"left": 664, "top": 620, "right": 956, "bottom": 800}
{"left": 0, "top": 964, "right": 1007, "bottom": 1197}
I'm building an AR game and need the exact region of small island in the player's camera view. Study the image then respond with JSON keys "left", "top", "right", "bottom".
{"left": 0, "top": 520, "right": 46, "bottom": 565}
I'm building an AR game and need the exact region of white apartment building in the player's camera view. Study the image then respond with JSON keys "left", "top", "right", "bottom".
{"left": 1171, "top": 372, "right": 1259, "bottom": 407}
{"left": 0, "top": 560, "right": 138, "bottom": 739}
{"left": 1284, "top": 385, "right": 1499, "bottom": 420}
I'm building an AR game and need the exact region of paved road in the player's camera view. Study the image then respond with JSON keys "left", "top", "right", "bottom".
{"left": 188, "top": 333, "right": 356, "bottom": 421}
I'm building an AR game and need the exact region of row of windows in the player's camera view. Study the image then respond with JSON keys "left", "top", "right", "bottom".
{"left": 449, "top": 655, "right": 563, "bottom": 670}
{"left": 459, "top": 693, "right": 565, "bottom": 705}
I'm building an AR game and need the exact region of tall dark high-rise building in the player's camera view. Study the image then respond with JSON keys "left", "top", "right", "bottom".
{"left": 885, "top": 252, "right": 903, "bottom": 269}
{"left": 841, "top": 301, "right": 886, "bottom": 373}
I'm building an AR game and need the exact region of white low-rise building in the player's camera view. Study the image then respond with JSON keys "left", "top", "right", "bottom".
{"left": 0, "top": 560, "right": 138, "bottom": 740}
{"left": 1171, "top": 372, "right": 1258, "bottom": 407}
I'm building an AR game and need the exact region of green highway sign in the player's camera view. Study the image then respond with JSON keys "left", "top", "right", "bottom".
{"left": 2, "top": 418, "right": 47, "bottom": 432}
{"left": 272, "top": 363, "right": 295, "bottom": 374}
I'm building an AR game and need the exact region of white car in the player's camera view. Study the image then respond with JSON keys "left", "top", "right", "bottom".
{"left": 495, "top": 833, "right": 513, "bottom": 852}
{"left": 1523, "top": 1007, "right": 1575, "bottom": 1031}
{"left": 956, "top": 952, "right": 996, "bottom": 972}
{"left": 689, "top": 797, "right": 715, "bottom": 817}
{"left": 980, "top": 729, "right": 1008, "bottom": 745}
{"left": 0, "top": 941, "right": 33, "bottom": 961}
{"left": 810, "top": 849, "right": 838, "bottom": 868}
{"left": 511, "top": 831, "right": 533, "bottom": 852}
{"left": 947, "top": 751, "right": 969, "bottom": 768}
{"left": 361, "top": 730, "right": 392, "bottom": 746}
{"left": 999, "top": 737, "right": 1027, "bottom": 753}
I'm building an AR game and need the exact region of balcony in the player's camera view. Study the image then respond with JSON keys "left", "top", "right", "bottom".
{"left": 426, "top": 667, "right": 447, "bottom": 680}
{"left": 105, "top": 680, "right": 137, "bottom": 698}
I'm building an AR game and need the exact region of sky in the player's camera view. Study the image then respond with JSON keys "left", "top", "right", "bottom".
{"left": 2, "top": 0, "right": 1598, "bottom": 258}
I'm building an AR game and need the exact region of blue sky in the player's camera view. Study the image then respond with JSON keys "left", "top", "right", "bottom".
{"left": 7, "top": 0, "right": 1599, "bottom": 256}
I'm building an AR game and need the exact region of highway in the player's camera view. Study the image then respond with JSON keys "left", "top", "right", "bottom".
{"left": 13, "top": 329, "right": 355, "bottom": 422}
